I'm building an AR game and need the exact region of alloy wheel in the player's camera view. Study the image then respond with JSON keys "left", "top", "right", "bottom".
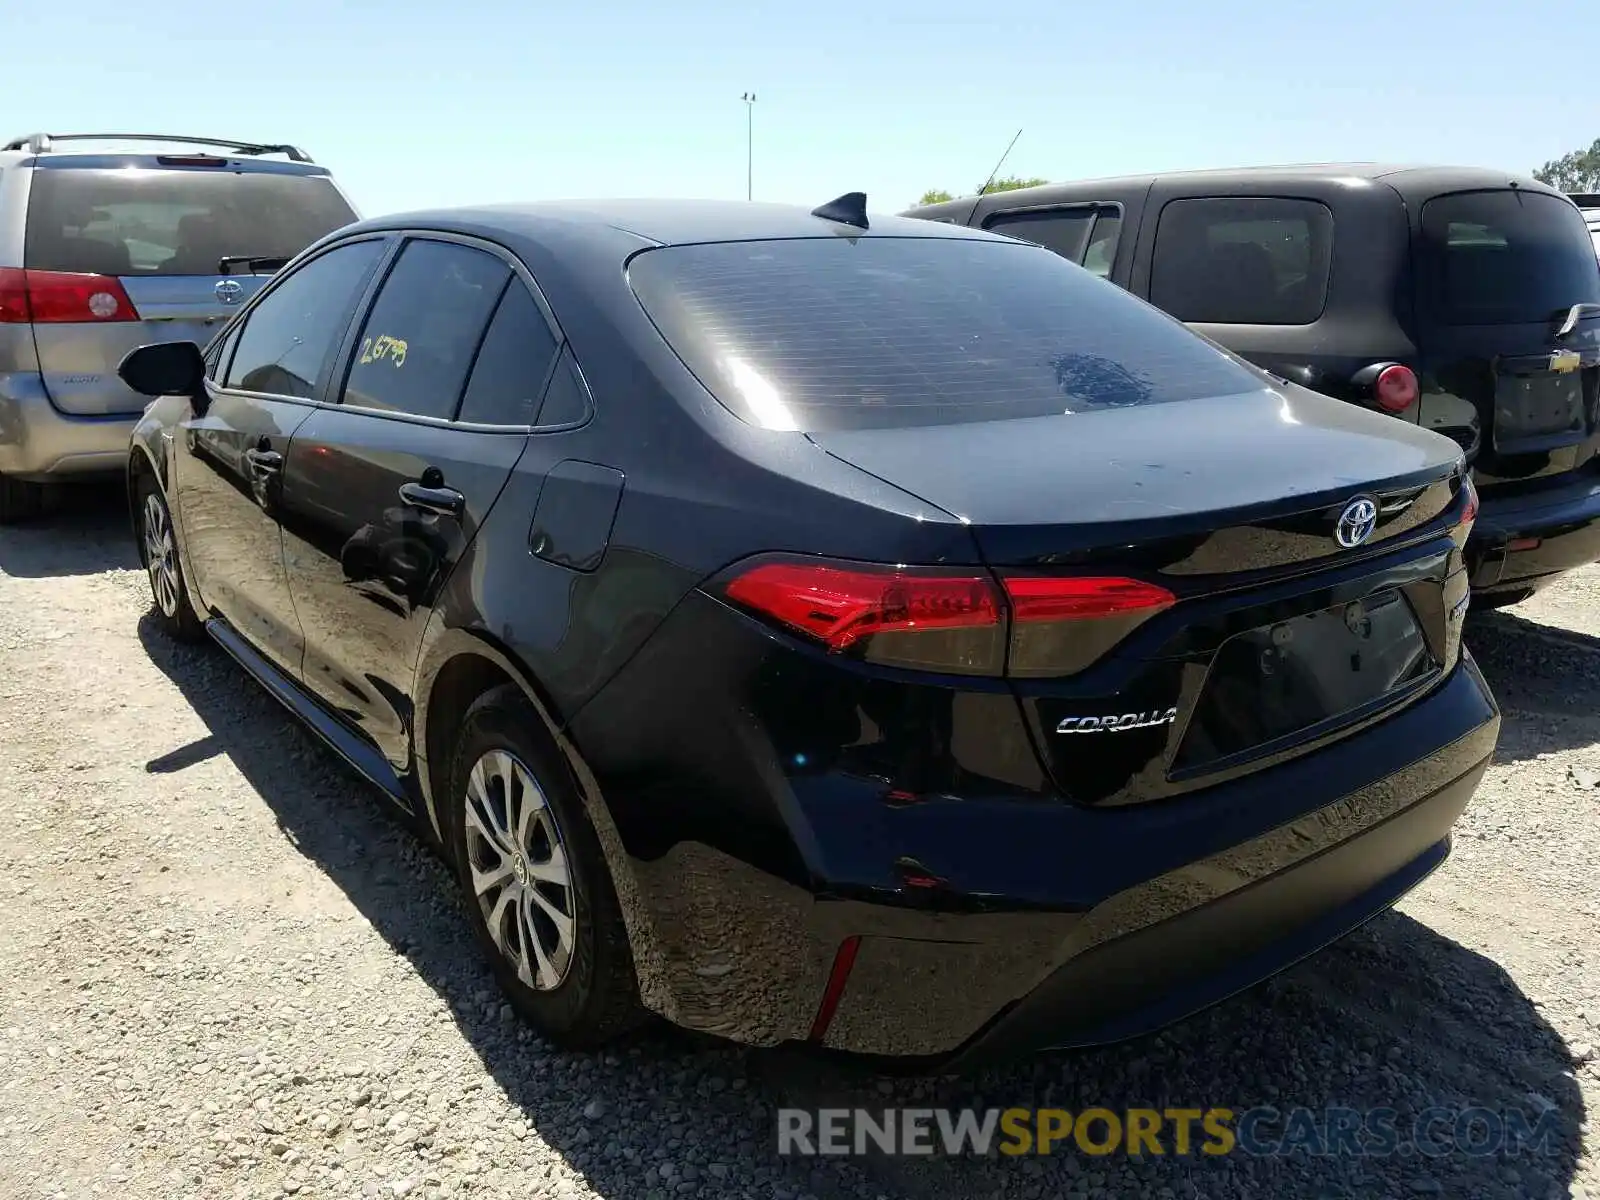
{"left": 143, "top": 491, "right": 181, "bottom": 619}
{"left": 463, "top": 749, "right": 576, "bottom": 991}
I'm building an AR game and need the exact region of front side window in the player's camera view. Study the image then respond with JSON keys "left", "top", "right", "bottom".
{"left": 225, "top": 239, "right": 386, "bottom": 398}
{"left": 985, "top": 208, "right": 1096, "bottom": 263}
{"left": 1150, "top": 197, "right": 1334, "bottom": 325}
{"left": 628, "top": 235, "right": 1264, "bottom": 433}
{"left": 986, "top": 206, "right": 1123, "bottom": 279}
{"left": 340, "top": 239, "right": 510, "bottom": 420}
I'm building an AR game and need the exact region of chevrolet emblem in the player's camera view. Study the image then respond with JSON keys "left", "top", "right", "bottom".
{"left": 1550, "top": 349, "right": 1582, "bottom": 373}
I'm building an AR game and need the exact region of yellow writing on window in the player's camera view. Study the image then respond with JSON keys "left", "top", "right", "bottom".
{"left": 359, "top": 334, "right": 408, "bottom": 368}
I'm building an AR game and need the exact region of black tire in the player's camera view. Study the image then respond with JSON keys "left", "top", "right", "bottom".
{"left": 0, "top": 472, "right": 46, "bottom": 525}
{"left": 135, "top": 474, "right": 206, "bottom": 641}
{"left": 446, "top": 684, "right": 643, "bottom": 1048}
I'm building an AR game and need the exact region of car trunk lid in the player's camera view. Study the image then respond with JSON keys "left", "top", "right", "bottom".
{"left": 810, "top": 388, "right": 1471, "bottom": 805}
{"left": 807, "top": 382, "right": 1462, "bottom": 574}
{"left": 21, "top": 154, "right": 357, "bottom": 417}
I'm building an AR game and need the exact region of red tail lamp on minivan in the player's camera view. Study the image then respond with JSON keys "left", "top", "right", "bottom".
{"left": 1353, "top": 362, "right": 1420, "bottom": 413}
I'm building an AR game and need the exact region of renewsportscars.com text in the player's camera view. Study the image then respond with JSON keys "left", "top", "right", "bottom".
{"left": 776, "top": 1105, "right": 1565, "bottom": 1158}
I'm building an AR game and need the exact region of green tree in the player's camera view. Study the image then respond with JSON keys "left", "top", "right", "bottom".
{"left": 981, "top": 175, "right": 1049, "bottom": 194}
{"left": 1534, "top": 139, "right": 1600, "bottom": 192}
{"left": 913, "top": 176, "right": 1049, "bottom": 208}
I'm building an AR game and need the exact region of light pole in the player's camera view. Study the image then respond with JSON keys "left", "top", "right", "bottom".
{"left": 741, "top": 92, "right": 756, "bottom": 200}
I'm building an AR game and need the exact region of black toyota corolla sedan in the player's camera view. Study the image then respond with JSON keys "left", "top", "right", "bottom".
{"left": 118, "top": 194, "right": 1499, "bottom": 1070}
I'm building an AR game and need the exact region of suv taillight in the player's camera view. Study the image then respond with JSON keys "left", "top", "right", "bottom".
{"left": 719, "top": 557, "right": 1175, "bottom": 678}
{"left": 0, "top": 268, "right": 140, "bottom": 324}
{"left": 1373, "top": 364, "right": 1419, "bottom": 413}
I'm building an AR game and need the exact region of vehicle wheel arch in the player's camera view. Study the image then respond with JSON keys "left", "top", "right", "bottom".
{"left": 413, "top": 624, "right": 676, "bottom": 1018}
{"left": 126, "top": 445, "right": 164, "bottom": 561}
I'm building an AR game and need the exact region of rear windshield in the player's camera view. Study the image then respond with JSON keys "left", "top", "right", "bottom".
{"left": 627, "top": 236, "right": 1265, "bottom": 432}
{"left": 24, "top": 166, "right": 357, "bottom": 276}
{"left": 1418, "top": 190, "right": 1600, "bottom": 326}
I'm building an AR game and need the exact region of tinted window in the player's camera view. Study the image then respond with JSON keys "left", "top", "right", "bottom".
{"left": 985, "top": 209, "right": 1095, "bottom": 262}
{"left": 226, "top": 240, "right": 384, "bottom": 397}
{"left": 1419, "top": 190, "right": 1600, "bottom": 326}
{"left": 342, "top": 240, "right": 510, "bottom": 420}
{"left": 627, "top": 236, "right": 1263, "bottom": 432}
{"left": 457, "top": 282, "right": 559, "bottom": 425}
{"left": 24, "top": 165, "right": 357, "bottom": 276}
{"left": 1083, "top": 213, "right": 1122, "bottom": 278}
{"left": 1150, "top": 197, "right": 1333, "bottom": 325}
{"left": 535, "top": 348, "right": 592, "bottom": 428}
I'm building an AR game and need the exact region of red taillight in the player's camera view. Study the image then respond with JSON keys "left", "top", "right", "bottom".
{"left": 1374, "top": 364, "right": 1419, "bottom": 413}
{"left": 720, "top": 557, "right": 1176, "bottom": 677}
{"left": 721, "top": 561, "right": 1002, "bottom": 653}
{"left": 1458, "top": 475, "right": 1479, "bottom": 528}
{"left": 0, "top": 270, "right": 27, "bottom": 323}
{"left": 807, "top": 936, "right": 862, "bottom": 1042}
{"left": 0, "top": 268, "right": 139, "bottom": 324}
{"left": 1003, "top": 575, "right": 1176, "bottom": 623}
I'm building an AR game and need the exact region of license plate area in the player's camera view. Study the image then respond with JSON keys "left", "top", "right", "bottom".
{"left": 1170, "top": 588, "right": 1438, "bottom": 779}
{"left": 1492, "top": 366, "right": 1593, "bottom": 453}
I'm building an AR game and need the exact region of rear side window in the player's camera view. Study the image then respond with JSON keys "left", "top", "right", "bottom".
{"left": 1150, "top": 197, "right": 1333, "bottom": 325}
{"left": 1419, "top": 190, "right": 1600, "bottom": 325}
{"left": 24, "top": 165, "right": 357, "bottom": 276}
{"left": 341, "top": 239, "right": 510, "bottom": 420}
{"left": 456, "top": 281, "right": 560, "bottom": 426}
{"left": 226, "top": 240, "right": 385, "bottom": 398}
{"left": 627, "top": 236, "right": 1265, "bottom": 433}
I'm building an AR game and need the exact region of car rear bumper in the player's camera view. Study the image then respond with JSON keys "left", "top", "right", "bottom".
{"left": 575, "top": 604, "right": 1500, "bottom": 1066}
{"left": 1468, "top": 469, "right": 1600, "bottom": 598}
{"left": 0, "top": 371, "right": 138, "bottom": 480}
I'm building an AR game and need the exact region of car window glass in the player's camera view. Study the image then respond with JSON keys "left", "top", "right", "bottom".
{"left": 225, "top": 239, "right": 385, "bottom": 397}
{"left": 985, "top": 209, "right": 1095, "bottom": 262}
{"left": 1082, "top": 213, "right": 1122, "bottom": 278}
{"left": 1418, "top": 190, "right": 1600, "bottom": 326}
{"left": 24, "top": 166, "right": 356, "bottom": 276}
{"left": 628, "top": 236, "right": 1264, "bottom": 432}
{"left": 1150, "top": 197, "right": 1333, "bottom": 325}
{"left": 205, "top": 324, "right": 240, "bottom": 382}
{"left": 342, "top": 239, "right": 510, "bottom": 420}
{"left": 534, "top": 347, "right": 592, "bottom": 427}
{"left": 456, "top": 281, "right": 559, "bottom": 425}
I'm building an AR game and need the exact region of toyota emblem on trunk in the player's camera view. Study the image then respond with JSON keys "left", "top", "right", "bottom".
{"left": 215, "top": 279, "right": 243, "bottom": 305}
{"left": 1334, "top": 496, "right": 1378, "bottom": 549}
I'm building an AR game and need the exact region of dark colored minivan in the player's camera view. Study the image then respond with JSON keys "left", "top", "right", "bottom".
{"left": 905, "top": 166, "right": 1600, "bottom": 607}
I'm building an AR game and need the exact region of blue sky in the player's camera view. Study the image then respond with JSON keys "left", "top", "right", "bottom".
{"left": 8, "top": 0, "right": 1590, "bottom": 217}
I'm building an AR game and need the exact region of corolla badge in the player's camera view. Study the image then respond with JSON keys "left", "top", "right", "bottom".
{"left": 1056, "top": 708, "right": 1178, "bottom": 734}
{"left": 214, "top": 279, "right": 244, "bottom": 305}
{"left": 1334, "top": 495, "right": 1378, "bottom": 549}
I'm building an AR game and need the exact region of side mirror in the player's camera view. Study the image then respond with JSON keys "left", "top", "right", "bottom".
{"left": 118, "top": 341, "right": 206, "bottom": 400}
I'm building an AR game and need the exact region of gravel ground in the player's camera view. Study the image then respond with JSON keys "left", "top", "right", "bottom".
{"left": 0, "top": 487, "right": 1595, "bottom": 1200}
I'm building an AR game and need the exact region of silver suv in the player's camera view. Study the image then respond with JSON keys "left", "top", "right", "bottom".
{"left": 0, "top": 132, "right": 359, "bottom": 521}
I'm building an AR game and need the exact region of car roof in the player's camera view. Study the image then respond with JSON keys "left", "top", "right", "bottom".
{"left": 0, "top": 148, "right": 332, "bottom": 177}
{"left": 904, "top": 162, "right": 1573, "bottom": 214}
{"left": 339, "top": 198, "right": 1000, "bottom": 256}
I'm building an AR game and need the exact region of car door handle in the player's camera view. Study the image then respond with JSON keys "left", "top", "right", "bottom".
{"left": 245, "top": 448, "right": 283, "bottom": 473}
{"left": 398, "top": 481, "right": 465, "bottom": 518}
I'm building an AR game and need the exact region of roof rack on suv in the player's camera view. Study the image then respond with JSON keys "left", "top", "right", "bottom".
{"left": 2, "top": 132, "right": 313, "bottom": 163}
